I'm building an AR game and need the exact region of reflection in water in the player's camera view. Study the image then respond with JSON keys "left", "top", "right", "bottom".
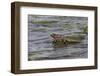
{"left": 28, "top": 15, "right": 88, "bottom": 61}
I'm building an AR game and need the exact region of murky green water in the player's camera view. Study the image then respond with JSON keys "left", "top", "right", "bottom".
{"left": 28, "top": 15, "right": 88, "bottom": 61}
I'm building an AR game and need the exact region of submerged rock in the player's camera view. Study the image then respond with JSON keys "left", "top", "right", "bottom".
{"left": 83, "top": 26, "right": 88, "bottom": 34}
{"left": 66, "top": 34, "right": 85, "bottom": 43}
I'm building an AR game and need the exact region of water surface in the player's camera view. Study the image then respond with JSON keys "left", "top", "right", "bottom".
{"left": 28, "top": 15, "right": 88, "bottom": 61}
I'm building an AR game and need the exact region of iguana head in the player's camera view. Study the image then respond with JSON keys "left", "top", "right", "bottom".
{"left": 50, "top": 33, "right": 63, "bottom": 39}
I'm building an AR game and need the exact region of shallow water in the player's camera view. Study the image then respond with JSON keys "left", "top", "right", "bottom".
{"left": 28, "top": 15, "right": 88, "bottom": 61}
